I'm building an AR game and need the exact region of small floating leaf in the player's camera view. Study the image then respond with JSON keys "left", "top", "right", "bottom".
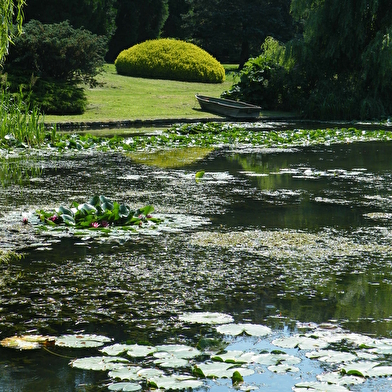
{"left": 108, "top": 366, "right": 144, "bottom": 381}
{"left": 268, "top": 364, "right": 300, "bottom": 373}
{"left": 293, "top": 381, "right": 350, "bottom": 391}
{"left": 70, "top": 356, "right": 129, "bottom": 371}
{"left": 216, "top": 323, "right": 272, "bottom": 337}
{"left": 179, "top": 311, "right": 234, "bottom": 325}
{"left": 55, "top": 334, "right": 111, "bottom": 348}
{"left": 148, "top": 375, "right": 204, "bottom": 390}
{"left": 107, "top": 382, "right": 142, "bottom": 391}
{"left": 231, "top": 370, "right": 244, "bottom": 385}
{"left": 195, "top": 170, "right": 205, "bottom": 180}
{"left": 0, "top": 335, "right": 55, "bottom": 350}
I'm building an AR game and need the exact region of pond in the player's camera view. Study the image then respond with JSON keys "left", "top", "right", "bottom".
{"left": 1, "top": 132, "right": 392, "bottom": 391}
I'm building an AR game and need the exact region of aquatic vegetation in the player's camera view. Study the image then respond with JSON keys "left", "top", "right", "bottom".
{"left": 35, "top": 195, "right": 162, "bottom": 231}
{"left": 4, "top": 318, "right": 392, "bottom": 391}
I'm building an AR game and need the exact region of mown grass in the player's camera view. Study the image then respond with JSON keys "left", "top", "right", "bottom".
{"left": 44, "top": 64, "right": 239, "bottom": 124}
{"left": 44, "top": 64, "right": 295, "bottom": 125}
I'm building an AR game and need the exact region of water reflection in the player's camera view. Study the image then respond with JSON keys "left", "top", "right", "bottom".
{"left": 1, "top": 140, "right": 392, "bottom": 390}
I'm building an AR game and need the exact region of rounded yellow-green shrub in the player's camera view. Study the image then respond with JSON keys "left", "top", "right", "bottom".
{"left": 115, "top": 38, "right": 225, "bottom": 83}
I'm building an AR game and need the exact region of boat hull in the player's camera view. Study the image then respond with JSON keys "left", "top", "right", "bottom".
{"left": 195, "top": 94, "right": 261, "bottom": 119}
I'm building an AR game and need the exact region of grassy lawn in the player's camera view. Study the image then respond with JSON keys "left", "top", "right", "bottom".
{"left": 44, "top": 64, "right": 239, "bottom": 124}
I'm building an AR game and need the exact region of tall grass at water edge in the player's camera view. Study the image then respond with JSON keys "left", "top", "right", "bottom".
{"left": 0, "top": 89, "right": 51, "bottom": 147}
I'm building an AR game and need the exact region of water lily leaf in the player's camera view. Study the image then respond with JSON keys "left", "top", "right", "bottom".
{"left": 306, "top": 350, "right": 357, "bottom": 364}
{"left": 251, "top": 352, "right": 301, "bottom": 366}
{"left": 55, "top": 334, "right": 111, "bottom": 348}
{"left": 317, "top": 371, "right": 366, "bottom": 386}
{"left": 57, "top": 206, "right": 74, "bottom": 216}
{"left": 194, "top": 362, "right": 254, "bottom": 379}
{"left": 216, "top": 323, "right": 272, "bottom": 337}
{"left": 101, "top": 343, "right": 156, "bottom": 357}
{"left": 138, "top": 205, "right": 154, "bottom": 216}
{"left": 148, "top": 375, "right": 204, "bottom": 390}
{"left": 61, "top": 213, "right": 75, "bottom": 226}
{"left": 154, "top": 356, "right": 189, "bottom": 368}
{"left": 1, "top": 335, "right": 55, "bottom": 350}
{"left": 154, "top": 344, "right": 201, "bottom": 359}
{"left": 293, "top": 381, "right": 350, "bottom": 391}
{"left": 231, "top": 370, "right": 243, "bottom": 384}
{"left": 267, "top": 364, "right": 300, "bottom": 373}
{"left": 340, "top": 361, "right": 379, "bottom": 377}
{"left": 179, "top": 311, "right": 234, "bottom": 325}
{"left": 365, "top": 365, "right": 392, "bottom": 377}
{"left": 126, "top": 344, "right": 157, "bottom": 358}
{"left": 108, "top": 366, "right": 144, "bottom": 381}
{"left": 107, "top": 382, "right": 142, "bottom": 391}
{"left": 195, "top": 170, "right": 205, "bottom": 179}
{"left": 78, "top": 203, "right": 97, "bottom": 214}
{"left": 70, "top": 356, "right": 129, "bottom": 371}
{"left": 272, "top": 335, "right": 329, "bottom": 350}
{"left": 211, "top": 350, "right": 255, "bottom": 364}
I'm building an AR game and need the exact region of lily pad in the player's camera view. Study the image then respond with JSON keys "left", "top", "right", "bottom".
{"left": 108, "top": 366, "right": 144, "bottom": 381}
{"left": 154, "top": 344, "right": 201, "bottom": 359}
{"left": 211, "top": 350, "right": 255, "bottom": 364}
{"left": 267, "top": 363, "right": 300, "bottom": 373}
{"left": 252, "top": 352, "right": 301, "bottom": 366}
{"left": 293, "top": 381, "right": 350, "bottom": 391}
{"left": 179, "top": 311, "right": 234, "bottom": 325}
{"left": 101, "top": 343, "right": 156, "bottom": 357}
{"left": 70, "top": 356, "right": 129, "bottom": 371}
{"left": 148, "top": 375, "right": 204, "bottom": 390}
{"left": 194, "top": 362, "right": 254, "bottom": 379}
{"left": 317, "top": 371, "right": 365, "bottom": 386}
{"left": 306, "top": 349, "right": 357, "bottom": 364}
{"left": 0, "top": 335, "right": 55, "bottom": 350}
{"left": 107, "top": 382, "right": 142, "bottom": 391}
{"left": 340, "top": 361, "right": 379, "bottom": 377}
{"left": 216, "top": 323, "right": 272, "bottom": 337}
{"left": 272, "top": 335, "right": 329, "bottom": 350}
{"left": 55, "top": 334, "right": 111, "bottom": 348}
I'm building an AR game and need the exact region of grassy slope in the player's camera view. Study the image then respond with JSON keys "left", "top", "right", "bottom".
{"left": 44, "top": 64, "right": 237, "bottom": 124}
{"left": 45, "top": 64, "right": 294, "bottom": 125}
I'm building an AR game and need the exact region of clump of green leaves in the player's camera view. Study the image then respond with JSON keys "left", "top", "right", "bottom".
{"left": 36, "top": 195, "right": 162, "bottom": 230}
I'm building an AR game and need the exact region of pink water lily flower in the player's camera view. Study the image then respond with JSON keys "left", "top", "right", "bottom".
{"left": 49, "top": 215, "right": 58, "bottom": 222}
{"left": 101, "top": 221, "right": 109, "bottom": 227}
{"left": 91, "top": 222, "right": 100, "bottom": 228}
{"left": 22, "top": 217, "right": 28, "bottom": 224}
{"left": 146, "top": 214, "right": 152, "bottom": 219}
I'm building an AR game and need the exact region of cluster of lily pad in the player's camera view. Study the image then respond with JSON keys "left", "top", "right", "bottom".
{"left": 4, "top": 313, "right": 392, "bottom": 391}
{"left": 35, "top": 195, "right": 162, "bottom": 231}
{"left": 3, "top": 124, "right": 392, "bottom": 154}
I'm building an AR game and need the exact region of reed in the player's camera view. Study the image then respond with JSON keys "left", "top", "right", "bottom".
{"left": 0, "top": 88, "right": 48, "bottom": 146}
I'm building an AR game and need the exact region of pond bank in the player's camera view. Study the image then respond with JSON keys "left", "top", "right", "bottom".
{"left": 46, "top": 116, "right": 392, "bottom": 132}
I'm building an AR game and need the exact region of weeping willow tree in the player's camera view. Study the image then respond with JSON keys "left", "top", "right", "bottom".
{"left": 0, "top": 0, "right": 25, "bottom": 63}
{"left": 288, "top": 0, "right": 392, "bottom": 119}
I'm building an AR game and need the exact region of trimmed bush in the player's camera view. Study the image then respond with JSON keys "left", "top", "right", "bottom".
{"left": 115, "top": 38, "right": 225, "bottom": 83}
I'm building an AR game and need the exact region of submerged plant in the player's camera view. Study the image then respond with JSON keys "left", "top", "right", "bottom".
{"left": 36, "top": 195, "right": 162, "bottom": 231}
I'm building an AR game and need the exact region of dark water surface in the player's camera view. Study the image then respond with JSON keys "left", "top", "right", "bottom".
{"left": 1, "top": 140, "right": 392, "bottom": 391}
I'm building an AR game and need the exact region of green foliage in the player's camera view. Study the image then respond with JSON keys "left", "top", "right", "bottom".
{"left": 36, "top": 195, "right": 162, "bottom": 231}
{"left": 4, "top": 20, "right": 107, "bottom": 114}
{"left": 0, "top": 0, "right": 25, "bottom": 63}
{"left": 287, "top": 0, "right": 392, "bottom": 119}
{"left": 6, "top": 20, "right": 107, "bottom": 86}
{"left": 23, "top": 0, "right": 117, "bottom": 40}
{"left": 182, "top": 0, "right": 294, "bottom": 66}
{"left": 115, "top": 38, "right": 225, "bottom": 83}
{"left": 223, "top": 37, "right": 294, "bottom": 109}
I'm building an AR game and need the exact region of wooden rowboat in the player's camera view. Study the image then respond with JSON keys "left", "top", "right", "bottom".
{"left": 195, "top": 94, "right": 261, "bottom": 119}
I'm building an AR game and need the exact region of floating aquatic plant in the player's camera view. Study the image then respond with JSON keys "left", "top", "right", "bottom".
{"left": 35, "top": 195, "right": 162, "bottom": 231}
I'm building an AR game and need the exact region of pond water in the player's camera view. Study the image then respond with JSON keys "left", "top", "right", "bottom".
{"left": 1, "top": 137, "right": 392, "bottom": 391}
